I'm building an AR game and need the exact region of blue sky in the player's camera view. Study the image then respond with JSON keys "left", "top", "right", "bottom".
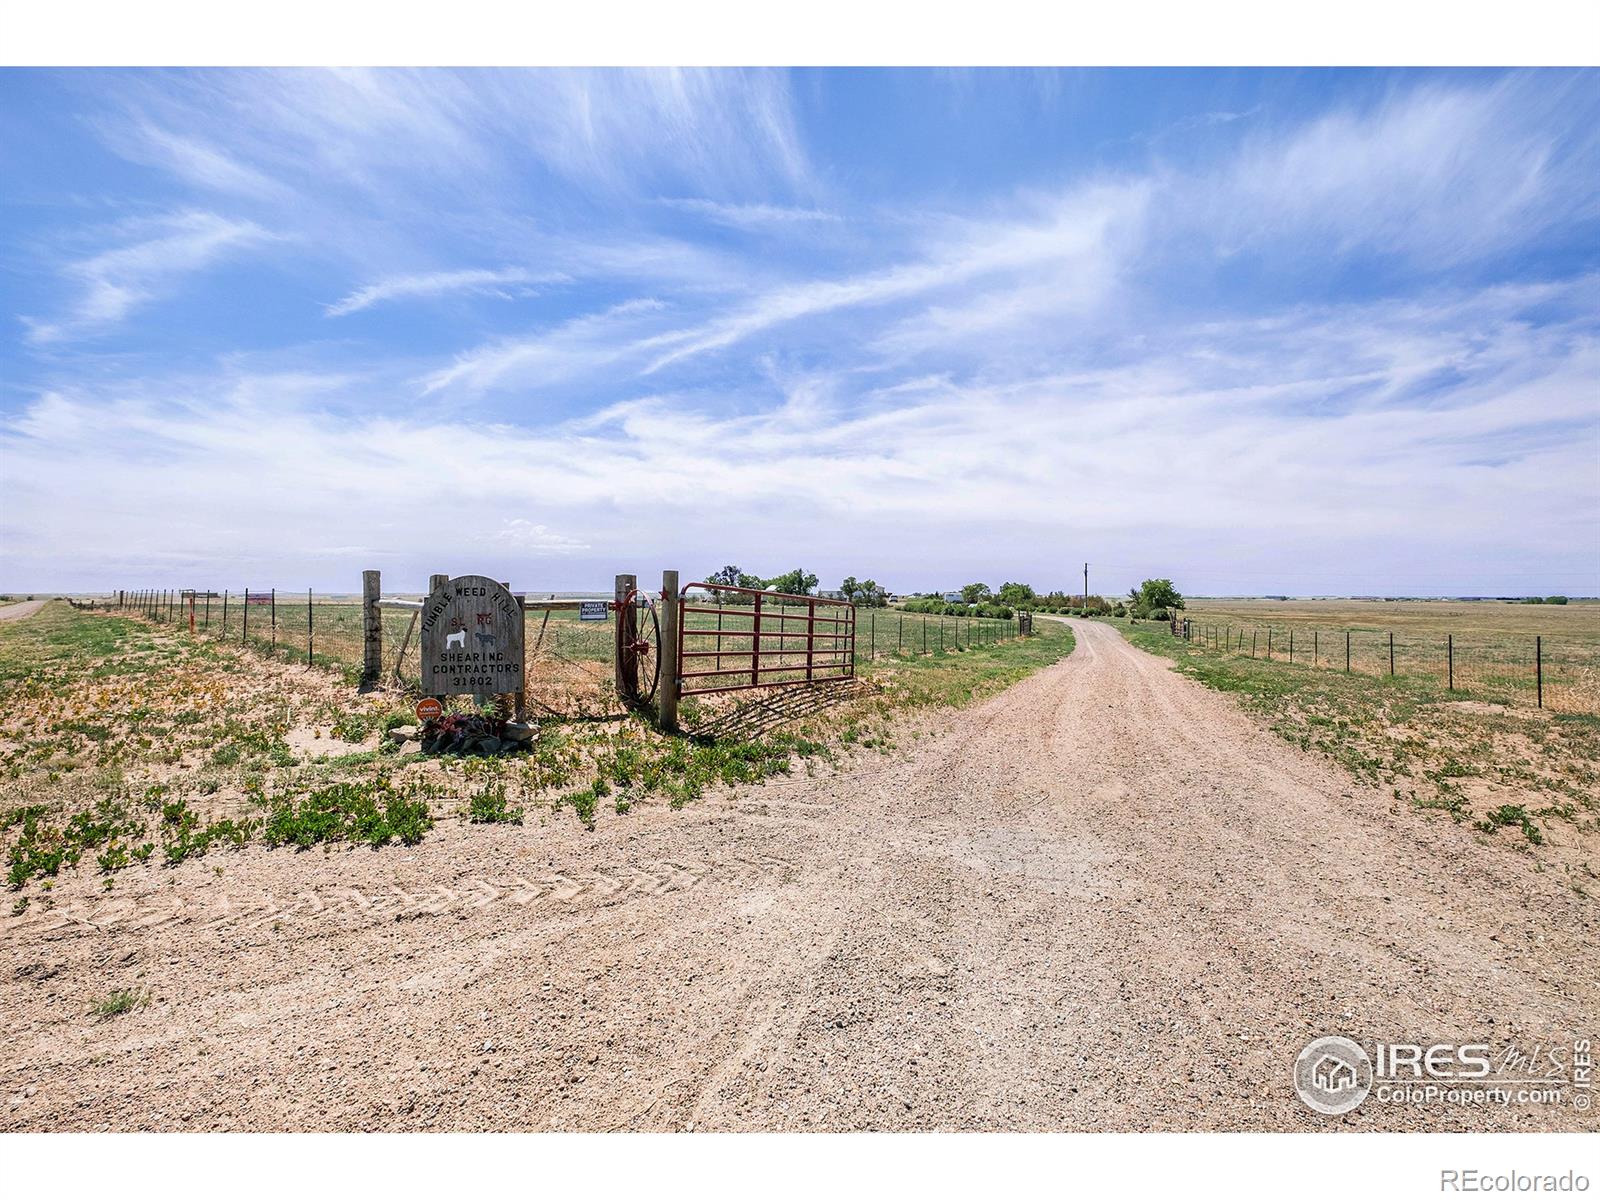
{"left": 1, "top": 68, "right": 1596, "bottom": 596}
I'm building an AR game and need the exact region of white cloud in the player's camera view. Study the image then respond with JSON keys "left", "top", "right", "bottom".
{"left": 7, "top": 72, "right": 1597, "bottom": 597}
{"left": 659, "top": 198, "right": 839, "bottom": 230}
{"left": 636, "top": 181, "right": 1150, "bottom": 372}
{"left": 1204, "top": 76, "right": 1592, "bottom": 264}
{"left": 478, "top": 519, "right": 589, "bottom": 553}
{"left": 98, "top": 69, "right": 816, "bottom": 208}
{"left": 23, "top": 211, "right": 274, "bottom": 343}
{"left": 503, "top": 69, "right": 815, "bottom": 198}
{"left": 4, "top": 278, "right": 1594, "bottom": 595}
{"left": 117, "top": 121, "right": 286, "bottom": 199}
{"left": 325, "top": 267, "right": 560, "bottom": 317}
{"left": 418, "top": 299, "right": 666, "bottom": 395}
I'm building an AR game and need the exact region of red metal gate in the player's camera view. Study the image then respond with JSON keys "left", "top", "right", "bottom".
{"left": 677, "top": 583, "right": 856, "bottom": 697}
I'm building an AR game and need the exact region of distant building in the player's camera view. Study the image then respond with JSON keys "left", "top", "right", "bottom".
{"left": 943, "top": 591, "right": 963, "bottom": 604}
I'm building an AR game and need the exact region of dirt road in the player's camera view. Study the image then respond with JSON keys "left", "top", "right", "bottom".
{"left": 0, "top": 599, "right": 47, "bottom": 622}
{"left": 3, "top": 620, "right": 1594, "bottom": 1131}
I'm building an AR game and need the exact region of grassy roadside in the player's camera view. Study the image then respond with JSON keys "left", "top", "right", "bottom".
{"left": 1, "top": 603, "right": 1072, "bottom": 893}
{"left": 1103, "top": 616, "right": 1598, "bottom": 852}
{"left": 864, "top": 615, "right": 1073, "bottom": 708}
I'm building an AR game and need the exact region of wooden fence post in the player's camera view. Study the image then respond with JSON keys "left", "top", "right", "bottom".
{"left": 361, "top": 570, "right": 382, "bottom": 687}
{"left": 659, "top": 570, "right": 681, "bottom": 733}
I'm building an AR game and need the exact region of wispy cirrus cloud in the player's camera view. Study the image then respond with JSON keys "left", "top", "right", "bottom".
{"left": 4, "top": 69, "right": 1596, "bottom": 595}
{"left": 108, "top": 120, "right": 287, "bottom": 200}
{"left": 325, "top": 267, "right": 562, "bottom": 317}
{"left": 637, "top": 180, "right": 1151, "bottom": 373}
{"left": 94, "top": 68, "right": 817, "bottom": 209}
{"left": 418, "top": 299, "right": 667, "bottom": 395}
{"left": 22, "top": 211, "right": 275, "bottom": 344}
{"left": 1203, "top": 75, "right": 1599, "bottom": 265}
{"left": 659, "top": 197, "right": 839, "bottom": 230}
{"left": 5, "top": 276, "right": 1594, "bottom": 594}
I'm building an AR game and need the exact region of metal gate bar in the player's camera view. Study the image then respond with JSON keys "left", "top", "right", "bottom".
{"left": 678, "top": 583, "right": 856, "bottom": 698}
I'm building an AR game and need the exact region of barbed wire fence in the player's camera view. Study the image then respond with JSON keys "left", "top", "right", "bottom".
{"left": 103, "top": 587, "right": 1026, "bottom": 719}
{"left": 1168, "top": 615, "right": 1598, "bottom": 715}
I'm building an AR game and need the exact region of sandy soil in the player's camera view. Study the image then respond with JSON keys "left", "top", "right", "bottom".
{"left": 0, "top": 600, "right": 47, "bottom": 622}
{"left": 2, "top": 620, "right": 1594, "bottom": 1131}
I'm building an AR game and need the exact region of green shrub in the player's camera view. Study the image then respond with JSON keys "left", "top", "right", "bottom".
{"left": 466, "top": 783, "right": 524, "bottom": 825}
{"left": 1475, "top": 804, "right": 1544, "bottom": 845}
{"left": 92, "top": 989, "right": 149, "bottom": 1017}
{"left": 263, "top": 779, "right": 433, "bottom": 850}
{"left": 561, "top": 786, "right": 600, "bottom": 831}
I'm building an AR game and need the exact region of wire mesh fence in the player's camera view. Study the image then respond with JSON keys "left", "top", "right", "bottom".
{"left": 853, "top": 607, "right": 1017, "bottom": 661}
{"left": 1176, "top": 617, "right": 1598, "bottom": 715}
{"left": 109, "top": 588, "right": 1026, "bottom": 716}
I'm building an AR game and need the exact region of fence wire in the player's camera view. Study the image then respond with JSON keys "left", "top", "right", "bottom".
{"left": 1177, "top": 618, "right": 1597, "bottom": 715}
{"left": 109, "top": 589, "right": 1029, "bottom": 719}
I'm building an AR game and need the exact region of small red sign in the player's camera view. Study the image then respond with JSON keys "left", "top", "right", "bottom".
{"left": 415, "top": 697, "right": 443, "bottom": 722}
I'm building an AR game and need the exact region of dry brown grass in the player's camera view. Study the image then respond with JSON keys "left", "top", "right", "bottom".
{"left": 1182, "top": 598, "right": 1600, "bottom": 715}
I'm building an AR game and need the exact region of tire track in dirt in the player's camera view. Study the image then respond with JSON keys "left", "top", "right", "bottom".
{"left": 3, "top": 619, "right": 1594, "bottom": 1132}
{"left": 1, "top": 855, "right": 802, "bottom": 939}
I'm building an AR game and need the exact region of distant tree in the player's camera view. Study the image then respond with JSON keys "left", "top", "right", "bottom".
{"left": 961, "top": 582, "right": 992, "bottom": 604}
{"left": 708, "top": 565, "right": 743, "bottom": 587}
{"left": 835, "top": 577, "right": 887, "bottom": 606}
{"left": 1546, "top": 595, "right": 1569, "bottom": 605}
{"left": 996, "top": 581, "right": 1036, "bottom": 607}
{"left": 1135, "top": 579, "right": 1185, "bottom": 613}
{"left": 766, "top": 568, "right": 818, "bottom": 596}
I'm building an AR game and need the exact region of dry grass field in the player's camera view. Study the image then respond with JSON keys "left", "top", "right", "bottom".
{"left": 111, "top": 594, "right": 1019, "bottom": 719}
{"left": 0, "top": 602, "right": 1074, "bottom": 896}
{"left": 1181, "top": 598, "right": 1600, "bottom": 714}
{"left": 5, "top": 613, "right": 1595, "bottom": 1133}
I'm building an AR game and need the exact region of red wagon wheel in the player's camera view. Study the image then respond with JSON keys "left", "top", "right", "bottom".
{"left": 615, "top": 590, "right": 662, "bottom": 707}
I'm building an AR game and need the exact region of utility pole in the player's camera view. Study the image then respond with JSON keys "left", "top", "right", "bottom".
{"left": 1083, "top": 562, "right": 1089, "bottom": 608}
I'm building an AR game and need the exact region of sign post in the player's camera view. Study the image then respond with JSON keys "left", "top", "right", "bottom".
{"left": 419, "top": 574, "right": 526, "bottom": 702}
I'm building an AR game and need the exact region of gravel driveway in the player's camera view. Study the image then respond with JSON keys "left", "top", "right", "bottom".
{"left": 3, "top": 619, "right": 1593, "bottom": 1131}
{"left": 0, "top": 599, "right": 47, "bottom": 622}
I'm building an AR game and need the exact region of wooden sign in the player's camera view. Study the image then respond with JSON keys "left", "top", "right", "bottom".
{"left": 419, "top": 575, "right": 525, "bottom": 698}
{"left": 579, "top": 600, "right": 609, "bottom": 621}
{"left": 415, "top": 697, "right": 443, "bottom": 722}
